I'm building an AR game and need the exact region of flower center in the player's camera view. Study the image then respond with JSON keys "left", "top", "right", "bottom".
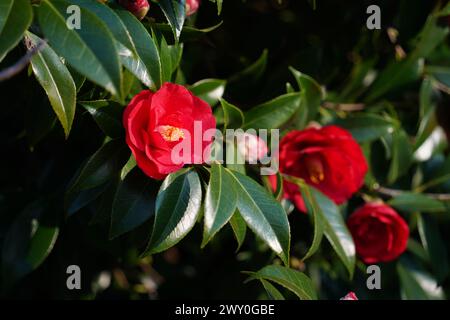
{"left": 305, "top": 156, "right": 325, "bottom": 184}
{"left": 158, "top": 125, "right": 184, "bottom": 142}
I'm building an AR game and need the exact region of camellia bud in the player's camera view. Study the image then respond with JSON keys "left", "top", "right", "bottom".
{"left": 186, "top": 0, "right": 201, "bottom": 16}
{"left": 236, "top": 132, "right": 268, "bottom": 163}
{"left": 340, "top": 292, "right": 358, "bottom": 300}
{"left": 119, "top": 0, "right": 150, "bottom": 20}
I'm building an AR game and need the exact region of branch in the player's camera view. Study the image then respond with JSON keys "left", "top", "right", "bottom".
{"left": 374, "top": 185, "right": 450, "bottom": 201}
{"left": 0, "top": 39, "right": 46, "bottom": 82}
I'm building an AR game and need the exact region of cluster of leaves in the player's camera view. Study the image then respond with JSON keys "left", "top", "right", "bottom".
{"left": 1, "top": 0, "right": 450, "bottom": 299}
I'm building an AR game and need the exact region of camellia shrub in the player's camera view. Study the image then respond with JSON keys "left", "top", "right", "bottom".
{"left": 0, "top": 0, "right": 450, "bottom": 300}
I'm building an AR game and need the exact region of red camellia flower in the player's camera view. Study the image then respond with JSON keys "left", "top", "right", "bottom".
{"left": 119, "top": 0, "right": 150, "bottom": 20}
{"left": 271, "top": 125, "right": 368, "bottom": 212}
{"left": 186, "top": 0, "right": 201, "bottom": 16}
{"left": 123, "top": 83, "right": 216, "bottom": 180}
{"left": 347, "top": 203, "right": 409, "bottom": 264}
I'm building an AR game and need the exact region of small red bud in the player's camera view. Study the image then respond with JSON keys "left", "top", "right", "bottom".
{"left": 119, "top": 0, "right": 150, "bottom": 20}
{"left": 186, "top": 0, "right": 201, "bottom": 16}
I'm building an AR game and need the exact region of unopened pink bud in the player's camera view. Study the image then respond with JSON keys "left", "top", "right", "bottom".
{"left": 237, "top": 133, "right": 268, "bottom": 163}
{"left": 186, "top": 0, "right": 201, "bottom": 16}
{"left": 119, "top": 0, "right": 150, "bottom": 20}
{"left": 340, "top": 292, "right": 358, "bottom": 300}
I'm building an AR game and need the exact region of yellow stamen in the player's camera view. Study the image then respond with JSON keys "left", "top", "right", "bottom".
{"left": 158, "top": 125, "right": 184, "bottom": 142}
{"left": 306, "top": 156, "right": 325, "bottom": 184}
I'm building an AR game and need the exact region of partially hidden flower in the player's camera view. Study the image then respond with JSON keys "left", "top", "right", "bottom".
{"left": 270, "top": 125, "right": 368, "bottom": 212}
{"left": 186, "top": 0, "right": 201, "bottom": 16}
{"left": 340, "top": 292, "right": 358, "bottom": 300}
{"left": 347, "top": 203, "right": 409, "bottom": 264}
{"left": 123, "top": 82, "right": 216, "bottom": 180}
{"left": 119, "top": 0, "right": 150, "bottom": 20}
{"left": 236, "top": 132, "right": 268, "bottom": 163}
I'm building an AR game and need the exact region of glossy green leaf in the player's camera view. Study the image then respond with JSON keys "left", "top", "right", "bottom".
{"left": 289, "top": 67, "right": 323, "bottom": 127}
{"left": 65, "top": 140, "right": 129, "bottom": 215}
{"left": 148, "top": 21, "right": 223, "bottom": 43}
{"left": 388, "top": 129, "right": 413, "bottom": 184}
{"left": 220, "top": 99, "right": 244, "bottom": 129}
{"left": 261, "top": 279, "right": 285, "bottom": 300}
{"left": 310, "top": 187, "right": 355, "bottom": 277}
{"left": 1, "top": 201, "right": 58, "bottom": 287}
{"left": 27, "top": 32, "right": 76, "bottom": 138}
{"left": 299, "top": 184, "right": 325, "bottom": 262}
{"left": 110, "top": 168, "right": 158, "bottom": 238}
{"left": 158, "top": 0, "right": 186, "bottom": 42}
{"left": 418, "top": 214, "right": 449, "bottom": 283}
{"left": 226, "top": 169, "right": 290, "bottom": 266}
{"left": 70, "top": 0, "right": 135, "bottom": 52}
{"left": 37, "top": 0, "right": 122, "bottom": 97}
{"left": 415, "top": 78, "right": 437, "bottom": 149}
{"left": 0, "top": 0, "right": 14, "bottom": 35}
{"left": 244, "top": 93, "right": 301, "bottom": 130}
{"left": 116, "top": 9, "right": 162, "bottom": 88}
{"left": 202, "top": 164, "right": 237, "bottom": 247}
{"left": 365, "top": 59, "right": 423, "bottom": 103}
{"left": 427, "top": 65, "right": 450, "bottom": 88}
{"left": 0, "top": 0, "right": 32, "bottom": 61}
{"left": 245, "top": 265, "right": 317, "bottom": 300}
{"left": 389, "top": 193, "right": 446, "bottom": 213}
{"left": 189, "top": 79, "right": 226, "bottom": 106}
{"left": 143, "top": 170, "right": 202, "bottom": 255}
{"left": 398, "top": 257, "right": 445, "bottom": 300}
{"left": 80, "top": 100, "right": 124, "bottom": 138}
{"left": 229, "top": 210, "right": 247, "bottom": 251}
{"left": 334, "top": 114, "right": 395, "bottom": 143}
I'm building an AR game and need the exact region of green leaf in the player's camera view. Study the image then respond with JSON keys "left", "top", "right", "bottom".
{"left": 427, "top": 66, "right": 450, "bottom": 88}
{"left": 260, "top": 279, "right": 285, "bottom": 300}
{"left": 65, "top": 140, "right": 129, "bottom": 215}
{"left": 116, "top": 9, "right": 162, "bottom": 88}
{"left": 189, "top": 79, "right": 226, "bottom": 106}
{"left": 0, "top": 0, "right": 14, "bottom": 35}
{"left": 37, "top": 0, "right": 122, "bottom": 97}
{"left": 299, "top": 184, "right": 325, "bottom": 261}
{"left": 1, "top": 201, "right": 58, "bottom": 287}
{"left": 0, "top": 0, "right": 32, "bottom": 61}
{"left": 80, "top": 100, "right": 124, "bottom": 138}
{"left": 415, "top": 78, "right": 437, "bottom": 149}
{"left": 143, "top": 170, "right": 202, "bottom": 255}
{"left": 27, "top": 32, "right": 76, "bottom": 138}
{"left": 26, "top": 225, "right": 59, "bottom": 270}
{"left": 365, "top": 59, "right": 424, "bottom": 103}
{"left": 70, "top": 0, "right": 135, "bottom": 53}
{"left": 226, "top": 169, "right": 290, "bottom": 266}
{"left": 243, "top": 93, "right": 301, "bottom": 130}
{"left": 418, "top": 214, "right": 449, "bottom": 283}
{"left": 309, "top": 186, "right": 355, "bottom": 277}
{"left": 229, "top": 210, "right": 247, "bottom": 251}
{"left": 289, "top": 67, "right": 323, "bottom": 127}
{"left": 245, "top": 265, "right": 317, "bottom": 300}
{"left": 158, "top": 0, "right": 186, "bottom": 43}
{"left": 152, "top": 30, "right": 173, "bottom": 83}
{"left": 202, "top": 164, "right": 237, "bottom": 247}
{"left": 387, "top": 129, "right": 413, "bottom": 184}
{"left": 220, "top": 99, "right": 244, "bottom": 129}
{"left": 389, "top": 193, "right": 446, "bottom": 213}
{"left": 398, "top": 257, "right": 445, "bottom": 300}
{"left": 208, "top": 0, "right": 223, "bottom": 15}
{"left": 148, "top": 21, "right": 223, "bottom": 43}
{"left": 334, "top": 114, "right": 395, "bottom": 143}
{"left": 228, "top": 49, "right": 268, "bottom": 98}
{"left": 110, "top": 167, "right": 158, "bottom": 238}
